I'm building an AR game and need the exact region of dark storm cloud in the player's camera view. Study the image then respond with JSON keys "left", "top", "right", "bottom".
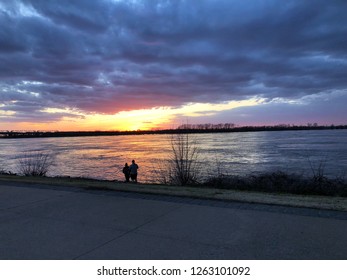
{"left": 1, "top": 0, "right": 346, "bottom": 122}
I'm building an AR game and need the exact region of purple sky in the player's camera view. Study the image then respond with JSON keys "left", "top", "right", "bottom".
{"left": 1, "top": 0, "right": 347, "bottom": 130}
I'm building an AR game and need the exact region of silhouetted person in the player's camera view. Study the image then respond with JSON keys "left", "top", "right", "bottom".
{"left": 122, "top": 163, "right": 130, "bottom": 182}
{"left": 129, "top": 159, "right": 139, "bottom": 183}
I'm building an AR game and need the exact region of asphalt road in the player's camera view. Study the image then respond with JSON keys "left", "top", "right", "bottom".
{"left": 1, "top": 180, "right": 347, "bottom": 260}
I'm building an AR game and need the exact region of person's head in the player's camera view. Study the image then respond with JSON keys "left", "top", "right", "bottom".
{"left": 132, "top": 160, "right": 135, "bottom": 164}
{"left": 125, "top": 163, "right": 128, "bottom": 167}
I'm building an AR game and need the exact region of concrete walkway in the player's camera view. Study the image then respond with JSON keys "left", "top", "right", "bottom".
{"left": 1, "top": 180, "right": 347, "bottom": 260}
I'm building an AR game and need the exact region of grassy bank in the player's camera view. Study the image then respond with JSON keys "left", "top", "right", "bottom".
{"left": 1, "top": 174, "right": 347, "bottom": 212}
{"left": 204, "top": 171, "right": 347, "bottom": 197}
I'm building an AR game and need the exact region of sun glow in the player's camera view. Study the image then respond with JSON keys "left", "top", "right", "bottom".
{"left": 0, "top": 98, "right": 264, "bottom": 131}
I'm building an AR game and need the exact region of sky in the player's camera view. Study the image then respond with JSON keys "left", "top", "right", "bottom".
{"left": 0, "top": 0, "right": 346, "bottom": 131}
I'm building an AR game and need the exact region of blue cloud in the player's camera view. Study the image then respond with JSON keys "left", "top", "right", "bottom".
{"left": 0, "top": 0, "right": 346, "bottom": 124}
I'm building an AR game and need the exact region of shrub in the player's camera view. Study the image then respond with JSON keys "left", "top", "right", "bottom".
{"left": 153, "top": 134, "right": 201, "bottom": 186}
{"left": 17, "top": 152, "right": 54, "bottom": 177}
{"left": 203, "top": 171, "right": 347, "bottom": 197}
{"left": 169, "top": 133, "right": 201, "bottom": 185}
{"left": 0, "top": 160, "right": 14, "bottom": 175}
{"left": 307, "top": 156, "right": 328, "bottom": 183}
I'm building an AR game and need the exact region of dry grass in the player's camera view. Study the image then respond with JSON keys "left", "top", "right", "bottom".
{"left": 1, "top": 174, "right": 347, "bottom": 212}
{"left": 203, "top": 171, "right": 347, "bottom": 197}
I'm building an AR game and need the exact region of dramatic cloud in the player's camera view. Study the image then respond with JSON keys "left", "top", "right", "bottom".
{"left": 0, "top": 0, "right": 346, "bottom": 128}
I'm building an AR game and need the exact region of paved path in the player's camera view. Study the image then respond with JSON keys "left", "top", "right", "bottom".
{"left": 1, "top": 181, "right": 347, "bottom": 260}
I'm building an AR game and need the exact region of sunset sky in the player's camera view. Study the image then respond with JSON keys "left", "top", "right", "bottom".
{"left": 1, "top": 0, "right": 346, "bottom": 131}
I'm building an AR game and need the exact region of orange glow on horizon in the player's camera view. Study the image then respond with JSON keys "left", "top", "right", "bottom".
{"left": 0, "top": 99, "right": 264, "bottom": 131}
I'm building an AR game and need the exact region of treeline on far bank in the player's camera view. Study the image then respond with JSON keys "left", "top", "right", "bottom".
{"left": 1, "top": 124, "right": 347, "bottom": 139}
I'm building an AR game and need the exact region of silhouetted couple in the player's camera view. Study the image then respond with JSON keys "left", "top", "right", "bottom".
{"left": 123, "top": 160, "right": 139, "bottom": 183}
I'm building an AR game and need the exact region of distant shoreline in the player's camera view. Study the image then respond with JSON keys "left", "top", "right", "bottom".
{"left": 1, "top": 125, "right": 347, "bottom": 139}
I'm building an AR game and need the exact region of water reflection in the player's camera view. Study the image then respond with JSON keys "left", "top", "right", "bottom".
{"left": 0, "top": 130, "right": 346, "bottom": 182}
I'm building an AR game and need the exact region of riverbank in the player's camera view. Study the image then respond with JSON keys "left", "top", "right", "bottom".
{"left": 1, "top": 174, "right": 347, "bottom": 212}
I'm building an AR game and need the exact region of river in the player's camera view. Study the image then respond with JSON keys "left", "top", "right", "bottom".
{"left": 0, "top": 130, "right": 346, "bottom": 183}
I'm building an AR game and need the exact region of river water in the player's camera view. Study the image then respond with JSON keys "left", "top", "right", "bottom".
{"left": 0, "top": 130, "right": 346, "bottom": 183}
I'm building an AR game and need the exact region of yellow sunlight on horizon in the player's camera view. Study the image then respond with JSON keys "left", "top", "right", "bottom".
{"left": 83, "top": 98, "right": 264, "bottom": 131}
{"left": 1, "top": 98, "right": 264, "bottom": 131}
